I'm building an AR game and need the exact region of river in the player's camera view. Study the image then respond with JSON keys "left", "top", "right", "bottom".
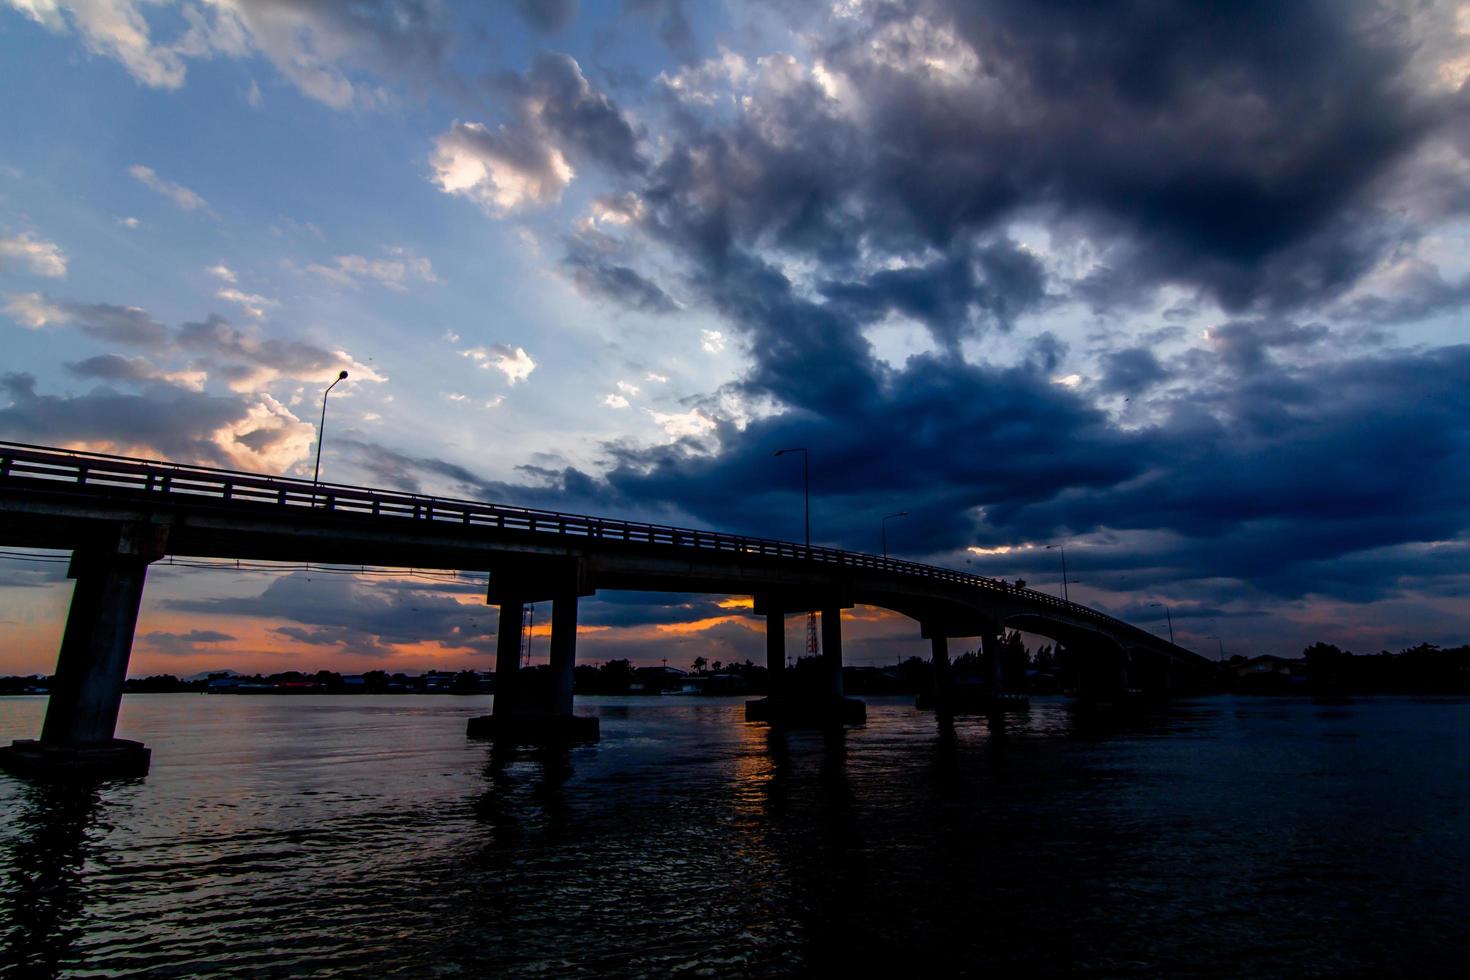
{"left": 2, "top": 694, "right": 1468, "bottom": 976}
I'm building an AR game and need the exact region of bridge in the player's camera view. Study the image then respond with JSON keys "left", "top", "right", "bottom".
{"left": 0, "top": 441, "right": 1216, "bottom": 778}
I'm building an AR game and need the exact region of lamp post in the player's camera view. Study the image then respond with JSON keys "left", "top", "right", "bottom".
{"left": 1045, "top": 543, "right": 1069, "bottom": 602}
{"left": 313, "top": 370, "right": 349, "bottom": 488}
{"left": 881, "top": 511, "right": 908, "bottom": 559}
{"left": 773, "top": 448, "right": 810, "bottom": 548}
{"left": 1150, "top": 601, "right": 1175, "bottom": 645}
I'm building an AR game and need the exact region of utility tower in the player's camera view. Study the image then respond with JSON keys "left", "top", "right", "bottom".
{"left": 807, "top": 610, "right": 819, "bottom": 658}
{"left": 522, "top": 604, "right": 535, "bottom": 667}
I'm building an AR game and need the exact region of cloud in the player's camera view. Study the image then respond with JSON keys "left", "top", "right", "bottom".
{"left": 176, "top": 313, "right": 384, "bottom": 391}
{"left": 646, "top": 407, "right": 715, "bottom": 439}
{"left": 215, "top": 287, "right": 278, "bottom": 320}
{"left": 141, "top": 629, "right": 237, "bottom": 655}
{"left": 460, "top": 344, "right": 536, "bottom": 384}
{"left": 10, "top": 0, "right": 185, "bottom": 88}
{"left": 66, "top": 353, "right": 206, "bottom": 391}
{"left": 117, "top": 216, "right": 140, "bottom": 229}
{"left": 429, "top": 51, "right": 642, "bottom": 214}
{"left": 4, "top": 293, "right": 168, "bottom": 344}
{"left": 0, "top": 370, "right": 305, "bottom": 471}
{"left": 206, "top": 264, "right": 236, "bottom": 283}
{"left": 307, "top": 247, "right": 439, "bottom": 291}
{"left": 0, "top": 232, "right": 67, "bottom": 277}
{"left": 603, "top": 393, "right": 630, "bottom": 409}
{"left": 129, "top": 164, "right": 208, "bottom": 212}
{"left": 700, "top": 330, "right": 725, "bottom": 353}
{"left": 8, "top": 0, "right": 463, "bottom": 109}
{"left": 511, "top": 0, "right": 578, "bottom": 34}
{"left": 430, "top": 120, "right": 576, "bottom": 214}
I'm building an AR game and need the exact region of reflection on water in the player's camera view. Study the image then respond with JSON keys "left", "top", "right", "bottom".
{"left": 2, "top": 694, "right": 1470, "bottom": 976}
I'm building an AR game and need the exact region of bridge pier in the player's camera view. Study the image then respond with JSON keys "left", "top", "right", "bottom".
{"left": 765, "top": 610, "right": 785, "bottom": 698}
{"left": 468, "top": 565, "right": 598, "bottom": 743}
{"left": 914, "top": 633, "right": 951, "bottom": 711}
{"left": 746, "top": 595, "right": 864, "bottom": 726}
{"left": 0, "top": 524, "right": 165, "bottom": 780}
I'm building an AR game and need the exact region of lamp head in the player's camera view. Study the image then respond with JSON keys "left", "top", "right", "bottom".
{"left": 338, "top": 370, "right": 349, "bottom": 380}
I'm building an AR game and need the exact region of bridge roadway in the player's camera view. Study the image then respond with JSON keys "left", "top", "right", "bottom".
{"left": 0, "top": 441, "right": 1215, "bottom": 777}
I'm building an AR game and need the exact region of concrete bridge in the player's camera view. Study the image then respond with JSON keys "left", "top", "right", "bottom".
{"left": 0, "top": 442, "right": 1216, "bottom": 777}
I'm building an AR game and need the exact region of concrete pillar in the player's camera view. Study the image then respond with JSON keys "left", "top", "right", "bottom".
{"left": 548, "top": 594, "right": 577, "bottom": 716}
{"left": 41, "top": 550, "right": 153, "bottom": 746}
{"left": 493, "top": 599, "right": 524, "bottom": 718}
{"left": 821, "top": 604, "right": 843, "bottom": 698}
{"left": 930, "top": 634, "right": 950, "bottom": 698}
{"left": 765, "top": 610, "right": 785, "bottom": 699}
{"left": 982, "top": 632, "right": 1005, "bottom": 694}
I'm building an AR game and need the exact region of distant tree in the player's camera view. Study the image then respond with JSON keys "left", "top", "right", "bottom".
{"left": 691, "top": 656, "right": 708, "bottom": 674}
{"left": 710, "top": 660, "right": 723, "bottom": 672}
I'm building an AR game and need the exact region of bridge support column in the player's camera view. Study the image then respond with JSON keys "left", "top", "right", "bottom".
{"left": 982, "top": 632, "right": 1005, "bottom": 694}
{"left": 469, "top": 587, "right": 598, "bottom": 743}
{"left": 765, "top": 610, "right": 785, "bottom": 699}
{"left": 492, "top": 598, "right": 525, "bottom": 720}
{"left": 548, "top": 593, "right": 578, "bottom": 717}
{"left": 915, "top": 634, "right": 951, "bottom": 711}
{"left": 821, "top": 604, "right": 844, "bottom": 699}
{"left": 1, "top": 524, "right": 166, "bottom": 780}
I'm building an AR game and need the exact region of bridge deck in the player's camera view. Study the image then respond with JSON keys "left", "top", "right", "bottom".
{"left": 0, "top": 441, "right": 1200, "bottom": 661}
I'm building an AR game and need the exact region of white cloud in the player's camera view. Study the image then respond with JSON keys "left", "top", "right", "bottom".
{"left": 603, "top": 393, "right": 630, "bottom": 409}
{"left": 442, "top": 329, "right": 461, "bottom": 343}
{"left": 129, "top": 164, "right": 208, "bottom": 212}
{"left": 308, "top": 247, "right": 438, "bottom": 291}
{"left": 701, "top": 329, "right": 726, "bottom": 353}
{"left": 3, "top": 291, "right": 65, "bottom": 328}
{"left": 460, "top": 344, "right": 536, "bottom": 384}
{"left": 1051, "top": 373, "right": 1083, "bottom": 387}
{"left": 210, "top": 393, "right": 315, "bottom": 472}
{"left": 430, "top": 120, "right": 574, "bottom": 215}
{"left": 245, "top": 77, "right": 263, "bottom": 108}
{"left": 215, "top": 287, "right": 277, "bottom": 320}
{"left": 0, "top": 232, "right": 67, "bottom": 277}
{"left": 645, "top": 372, "right": 669, "bottom": 383}
{"left": 647, "top": 407, "right": 717, "bottom": 438}
{"left": 117, "top": 216, "right": 140, "bottom": 229}
{"left": 10, "top": 0, "right": 186, "bottom": 89}
{"left": 446, "top": 392, "right": 469, "bottom": 402}
{"left": 206, "top": 264, "right": 236, "bottom": 283}
{"left": 615, "top": 380, "right": 640, "bottom": 395}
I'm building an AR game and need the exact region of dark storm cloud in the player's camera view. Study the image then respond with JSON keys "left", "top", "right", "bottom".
{"left": 511, "top": 0, "right": 578, "bottom": 34}
{"left": 504, "top": 51, "right": 645, "bottom": 174}
{"left": 1097, "top": 347, "right": 1169, "bottom": 395}
{"left": 622, "top": 0, "right": 696, "bottom": 62}
{"left": 561, "top": 233, "right": 677, "bottom": 313}
{"left": 820, "top": 240, "right": 1049, "bottom": 351}
{"left": 0, "top": 372, "right": 246, "bottom": 462}
{"left": 36, "top": 300, "right": 170, "bottom": 346}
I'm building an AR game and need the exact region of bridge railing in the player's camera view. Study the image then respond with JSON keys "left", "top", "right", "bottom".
{"left": 0, "top": 441, "right": 1174, "bottom": 649}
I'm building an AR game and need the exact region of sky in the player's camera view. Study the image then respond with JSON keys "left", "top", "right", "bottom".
{"left": 1, "top": 0, "right": 1468, "bottom": 677}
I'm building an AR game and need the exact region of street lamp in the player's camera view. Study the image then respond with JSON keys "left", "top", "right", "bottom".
{"left": 773, "top": 448, "right": 809, "bottom": 548}
{"left": 1045, "top": 543, "right": 1069, "bottom": 602}
{"left": 313, "top": 370, "right": 349, "bottom": 488}
{"left": 1149, "top": 601, "right": 1175, "bottom": 645}
{"left": 881, "top": 511, "right": 908, "bottom": 559}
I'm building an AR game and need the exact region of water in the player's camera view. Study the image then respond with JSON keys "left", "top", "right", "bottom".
{"left": 2, "top": 694, "right": 1469, "bottom": 977}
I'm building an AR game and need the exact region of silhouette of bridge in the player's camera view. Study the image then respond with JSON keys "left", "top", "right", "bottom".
{"left": 0, "top": 441, "right": 1216, "bottom": 777}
